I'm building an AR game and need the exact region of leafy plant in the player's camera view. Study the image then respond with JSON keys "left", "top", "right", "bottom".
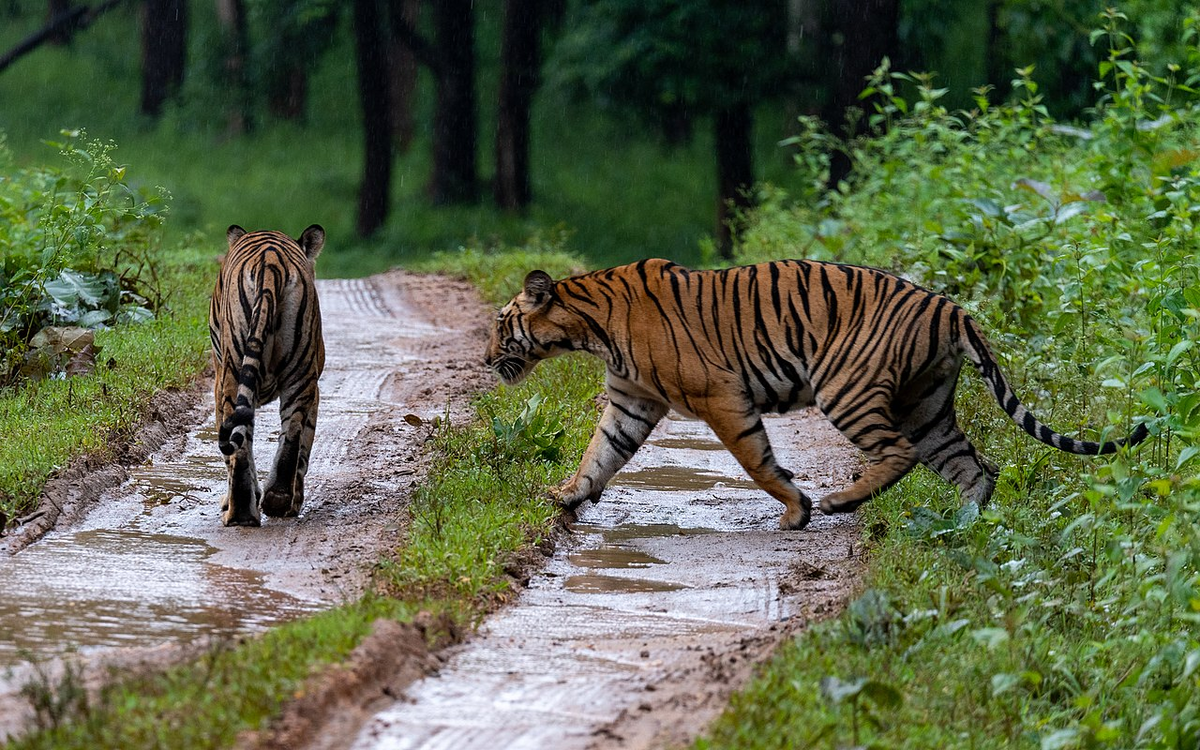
{"left": 490, "top": 394, "right": 567, "bottom": 463}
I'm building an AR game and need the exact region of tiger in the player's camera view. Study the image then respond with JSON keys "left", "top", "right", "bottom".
{"left": 209, "top": 224, "right": 326, "bottom": 527}
{"left": 484, "top": 259, "right": 1148, "bottom": 530}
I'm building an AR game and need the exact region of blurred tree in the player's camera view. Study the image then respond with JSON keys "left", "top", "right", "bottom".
{"left": 215, "top": 0, "right": 252, "bottom": 134}
{"left": 822, "top": 0, "right": 899, "bottom": 187}
{"left": 385, "top": 0, "right": 420, "bottom": 152}
{"left": 249, "top": 0, "right": 340, "bottom": 121}
{"left": 393, "top": 0, "right": 480, "bottom": 205}
{"left": 140, "top": 0, "right": 188, "bottom": 117}
{"left": 495, "top": 0, "right": 543, "bottom": 211}
{"left": 353, "top": 0, "right": 392, "bottom": 236}
{"left": 47, "top": 0, "right": 73, "bottom": 44}
{"left": 553, "top": 0, "right": 792, "bottom": 257}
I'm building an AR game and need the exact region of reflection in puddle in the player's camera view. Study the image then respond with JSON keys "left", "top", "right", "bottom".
{"left": 575, "top": 523, "right": 717, "bottom": 543}
{"left": 613, "top": 466, "right": 756, "bottom": 491}
{"left": 647, "top": 437, "right": 724, "bottom": 451}
{"left": 0, "top": 529, "right": 318, "bottom": 665}
{"left": 568, "top": 547, "right": 665, "bottom": 569}
{"left": 564, "top": 574, "right": 687, "bottom": 594}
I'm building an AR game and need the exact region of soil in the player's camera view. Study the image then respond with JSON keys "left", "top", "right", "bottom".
{"left": 0, "top": 270, "right": 866, "bottom": 749}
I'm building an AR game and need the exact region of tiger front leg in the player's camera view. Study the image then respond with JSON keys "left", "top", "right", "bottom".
{"left": 262, "top": 386, "right": 319, "bottom": 518}
{"left": 555, "top": 387, "right": 668, "bottom": 510}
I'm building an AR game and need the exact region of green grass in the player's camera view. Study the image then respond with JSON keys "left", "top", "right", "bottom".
{"left": 0, "top": 245, "right": 214, "bottom": 522}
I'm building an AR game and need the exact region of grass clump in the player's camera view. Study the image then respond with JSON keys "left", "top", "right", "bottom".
{"left": 701, "top": 13, "right": 1200, "bottom": 750}
{"left": 8, "top": 596, "right": 415, "bottom": 750}
{"left": 0, "top": 132, "right": 214, "bottom": 525}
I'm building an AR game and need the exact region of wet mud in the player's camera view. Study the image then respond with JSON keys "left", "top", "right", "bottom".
{"left": 351, "top": 410, "right": 864, "bottom": 750}
{"left": 0, "top": 271, "right": 491, "bottom": 741}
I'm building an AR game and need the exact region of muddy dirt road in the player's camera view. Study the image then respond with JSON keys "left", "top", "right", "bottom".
{"left": 0, "top": 269, "right": 864, "bottom": 748}
{"left": 349, "top": 410, "right": 862, "bottom": 750}
{"left": 0, "top": 271, "right": 490, "bottom": 739}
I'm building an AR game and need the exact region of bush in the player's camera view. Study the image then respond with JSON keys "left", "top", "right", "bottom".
{"left": 0, "top": 131, "right": 168, "bottom": 386}
{"left": 707, "top": 11, "right": 1200, "bottom": 749}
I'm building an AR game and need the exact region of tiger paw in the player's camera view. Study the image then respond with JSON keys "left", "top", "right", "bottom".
{"left": 818, "top": 492, "right": 867, "bottom": 515}
{"left": 778, "top": 506, "right": 810, "bottom": 530}
{"left": 550, "top": 480, "right": 601, "bottom": 511}
{"left": 261, "top": 488, "right": 299, "bottom": 518}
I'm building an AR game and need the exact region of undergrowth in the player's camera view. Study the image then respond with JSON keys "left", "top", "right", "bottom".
{"left": 703, "top": 10, "right": 1200, "bottom": 750}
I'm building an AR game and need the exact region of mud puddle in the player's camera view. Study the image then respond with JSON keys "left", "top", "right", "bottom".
{"left": 0, "top": 271, "right": 491, "bottom": 740}
{"left": 351, "top": 409, "right": 863, "bottom": 750}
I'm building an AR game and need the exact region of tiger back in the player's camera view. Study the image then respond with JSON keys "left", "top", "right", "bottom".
{"left": 485, "top": 259, "right": 1147, "bottom": 530}
{"left": 209, "top": 224, "right": 325, "bottom": 527}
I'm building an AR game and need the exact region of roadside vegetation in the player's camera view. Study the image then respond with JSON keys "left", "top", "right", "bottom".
{"left": 701, "top": 11, "right": 1200, "bottom": 749}
{"left": 0, "top": 133, "right": 212, "bottom": 526}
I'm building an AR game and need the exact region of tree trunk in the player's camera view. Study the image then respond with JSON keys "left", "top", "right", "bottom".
{"left": 353, "top": 0, "right": 393, "bottom": 237}
{"left": 494, "top": 0, "right": 541, "bottom": 211}
{"left": 714, "top": 102, "right": 754, "bottom": 260}
{"left": 47, "top": 0, "right": 72, "bottom": 44}
{"left": 215, "top": 0, "right": 252, "bottom": 135}
{"left": 823, "top": 0, "right": 899, "bottom": 187}
{"left": 386, "top": 0, "right": 420, "bottom": 152}
{"left": 268, "top": 64, "right": 308, "bottom": 120}
{"left": 428, "top": 0, "right": 477, "bottom": 204}
{"left": 140, "top": 0, "right": 188, "bottom": 118}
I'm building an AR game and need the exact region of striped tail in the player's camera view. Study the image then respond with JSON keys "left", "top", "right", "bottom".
{"left": 961, "top": 316, "right": 1148, "bottom": 455}
{"left": 218, "top": 284, "right": 275, "bottom": 456}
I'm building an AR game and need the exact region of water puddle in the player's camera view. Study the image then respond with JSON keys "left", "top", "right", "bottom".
{"left": 353, "top": 412, "right": 862, "bottom": 750}
{"left": 613, "top": 466, "right": 757, "bottom": 491}
{"left": 0, "top": 529, "right": 317, "bottom": 664}
{"left": 568, "top": 547, "right": 665, "bottom": 569}
{"left": 563, "top": 574, "right": 687, "bottom": 594}
{"left": 648, "top": 437, "right": 725, "bottom": 451}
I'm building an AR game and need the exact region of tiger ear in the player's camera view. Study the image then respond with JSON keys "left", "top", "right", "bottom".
{"left": 227, "top": 225, "right": 247, "bottom": 248}
{"left": 523, "top": 270, "right": 554, "bottom": 307}
{"left": 299, "top": 224, "right": 325, "bottom": 261}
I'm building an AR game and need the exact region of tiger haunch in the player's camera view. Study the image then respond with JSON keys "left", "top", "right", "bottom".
{"left": 485, "top": 259, "right": 1147, "bottom": 530}
{"left": 209, "top": 224, "right": 326, "bottom": 527}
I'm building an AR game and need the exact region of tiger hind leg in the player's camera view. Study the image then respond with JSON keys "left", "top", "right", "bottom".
{"left": 262, "top": 385, "right": 319, "bottom": 518}
{"left": 701, "top": 406, "right": 812, "bottom": 530}
{"left": 913, "top": 412, "right": 997, "bottom": 507}
{"left": 818, "top": 396, "right": 918, "bottom": 515}
{"left": 896, "top": 367, "right": 997, "bottom": 507}
{"left": 217, "top": 372, "right": 262, "bottom": 526}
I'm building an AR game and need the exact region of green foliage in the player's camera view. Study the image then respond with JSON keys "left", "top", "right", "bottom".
{"left": 707, "top": 11, "right": 1200, "bottom": 750}
{"left": 552, "top": 0, "right": 791, "bottom": 118}
{"left": 490, "top": 394, "right": 567, "bottom": 463}
{"left": 0, "top": 132, "right": 168, "bottom": 385}
{"left": 379, "top": 353, "right": 602, "bottom": 602}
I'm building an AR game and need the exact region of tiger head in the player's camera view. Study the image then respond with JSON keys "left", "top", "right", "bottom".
{"left": 485, "top": 270, "right": 577, "bottom": 385}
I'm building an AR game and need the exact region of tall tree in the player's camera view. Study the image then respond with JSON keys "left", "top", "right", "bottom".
{"left": 554, "top": 0, "right": 791, "bottom": 257}
{"left": 215, "top": 0, "right": 252, "bottom": 135}
{"left": 47, "top": 0, "right": 73, "bottom": 44}
{"left": 392, "top": 0, "right": 479, "bottom": 204}
{"left": 822, "top": 0, "right": 899, "bottom": 186}
{"left": 254, "top": 0, "right": 340, "bottom": 121}
{"left": 140, "top": 0, "right": 188, "bottom": 118}
{"left": 352, "top": 0, "right": 392, "bottom": 236}
{"left": 494, "top": 0, "right": 543, "bottom": 211}
{"left": 386, "top": 0, "right": 420, "bottom": 152}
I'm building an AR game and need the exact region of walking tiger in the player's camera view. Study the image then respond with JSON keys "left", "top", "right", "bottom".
{"left": 485, "top": 259, "right": 1147, "bottom": 530}
{"left": 209, "top": 225, "right": 325, "bottom": 527}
